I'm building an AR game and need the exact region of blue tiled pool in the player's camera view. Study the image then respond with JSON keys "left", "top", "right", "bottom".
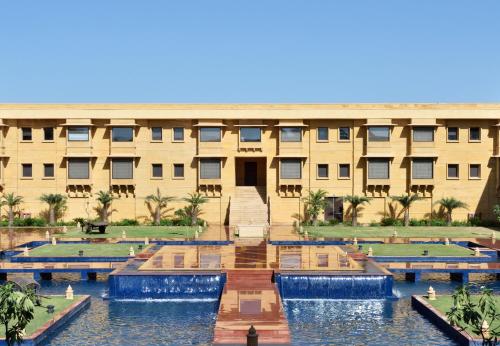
{"left": 37, "top": 277, "right": 499, "bottom": 345}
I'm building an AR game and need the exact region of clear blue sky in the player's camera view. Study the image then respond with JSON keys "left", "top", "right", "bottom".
{"left": 1, "top": 0, "right": 499, "bottom": 103}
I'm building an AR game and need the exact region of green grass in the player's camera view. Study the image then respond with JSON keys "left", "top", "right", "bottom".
{"left": 426, "top": 295, "right": 500, "bottom": 337}
{"left": 305, "top": 226, "right": 500, "bottom": 238}
{"left": 27, "top": 244, "right": 142, "bottom": 257}
{"left": 360, "top": 244, "right": 477, "bottom": 257}
{"left": 0, "top": 296, "right": 83, "bottom": 337}
{"left": 60, "top": 225, "right": 200, "bottom": 239}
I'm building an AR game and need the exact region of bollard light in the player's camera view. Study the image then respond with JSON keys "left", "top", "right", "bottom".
{"left": 358, "top": 245, "right": 363, "bottom": 251}
{"left": 246, "top": 325, "right": 258, "bottom": 346}
{"left": 46, "top": 305, "right": 55, "bottom": 314}
{"left": 368, "top": 247, "right": 373, "bottom": 256}
{"left": 65, "top": 285, "right": 74, "bottom": 300}
{"left": 78, "top": 250, "right": 84, "bottom": 257}
{"left": 427, "top": 286, "right": 436, "bottom": 300}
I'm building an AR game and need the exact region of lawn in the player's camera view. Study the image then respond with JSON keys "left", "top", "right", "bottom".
{"left": 0, "top": 296, "right": 83, "bottom": 337}
{"left": 426, "top": 295, "right": 500, "bottom": 338}
{"left": 59, "top": 225, "right": 200, "bottom": 239}
{"left": 360, "top": 244, "right": 477, "bottom": 257}
{"left": 27, "top": 244, "right": 143, "bottom": 257}
{"left": 305, "top": 226, "right": 500, "bottom": 239}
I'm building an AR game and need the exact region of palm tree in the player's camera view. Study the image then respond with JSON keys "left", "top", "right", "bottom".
{"left": 343, "top": 195, "right": 371, "bottom": 227}
{"left": 391, "top": 194, "right": 421, "bottom": 227}
{"left": 303, "top": 189, "right": 328, "bottom": 226}
{"left": 96, "top": 191, "right": 114, "bottom": 223}
{"left": 183, "top": 192, "right": 208, "bottom": 226}
{"left": 145, "top": 188, "right": 175, "bottom": 225}
{"left": 3, "top": 193, "right": 23, "bottom": 227}
{"left": 40, "top": 193, "right": 67, "bottom": 225}
{"left": 436, "top": 197, "right": 468, "bottom": 226}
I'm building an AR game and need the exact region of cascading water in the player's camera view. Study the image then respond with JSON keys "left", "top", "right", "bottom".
{"left": 275, "top": 274, "right": 393, "bottom": 299}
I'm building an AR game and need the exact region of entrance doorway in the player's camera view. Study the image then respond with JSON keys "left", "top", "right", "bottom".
{"left": 325, "top": 197, "right": 343, "bottom": 222}
{"left": 235, "top": 157, "right": 266, "bottom": 187}
{"left": 244, "top": 162, "right": 257, "bottom": 186}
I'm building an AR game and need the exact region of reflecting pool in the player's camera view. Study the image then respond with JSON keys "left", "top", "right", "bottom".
{"left": 38, "top": 277, "right": 499, "bottom": 345}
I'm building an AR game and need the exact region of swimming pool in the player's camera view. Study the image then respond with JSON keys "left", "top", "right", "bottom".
{"left": 38, "top": 277, "right": 499, "bottom": 345}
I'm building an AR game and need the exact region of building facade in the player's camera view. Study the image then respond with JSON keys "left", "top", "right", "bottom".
{"left": 0, "top": 103, "right": 499, "bottom": 225}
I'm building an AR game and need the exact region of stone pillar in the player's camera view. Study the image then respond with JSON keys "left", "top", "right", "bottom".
{"left": 66, "top": 285, "right": 74, "bottom": 300}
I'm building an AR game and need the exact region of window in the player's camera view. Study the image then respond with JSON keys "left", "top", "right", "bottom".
{"left": 112, "top": 127, "right": 133, "bottom": 142}
{"left": 173, "top": 254, "right": 184, "bottom": 268}
{"left": 112, "top": 159, "right": 133, "bottom": 179}
{"left": 280, "top": 127, "right": 302, "bottom": 142}
{"left": 469, "top": 127, "right": 481, "bottom": 141}
{"left": 151, "top": 127, "right": 162, "bottom": 141}
{"left": 68, "top": 127, "right": 89, "bottom": 141}
{"left": 240, "top": 127, "right": 261, "bottom": 142}
{"left": 317, "top": 254, "right": 328, "bottom": 268}
{"left": 200, "top": 159, "right": 221, "bottom": 179}
{"left": 368, "top": 127, "right": 390, "bottom": 142}
{"left": 368, "top": 159, "right": 389, "bottom": 179}
{"left": 152, "top": 164, "right": 163, "bottom": 178}
{"left": 412, "top": 159, "right": 433, "bottom": 179}
{"left": 317, "top": 164, "right": 329, "bottom": 178}
{"left": 21, "top": 128, "right": 32, "bottom": 141}
{"left": 339, "top": 164, "right": 350, "bottom": 178}
{"left": 43, "top": 164, "right": 54, "bottom": 178}
{"left": 413, "top": 127, "right": 434, "bottom": 142}
{"left": 280, "top": 159, "right": 302, "bottom": 179}
{"left": 200, "top": 127, "right": 221, "bottom": 142}
{"left": 22, "top": 164, "right": 32, "bottom": 178}
{"left": 173, "top": 127, "right": 184, "bottom": 141}
{"left": 43, "top": 127, "right": 54, "bottom": 141}
{"left": 317, "top": 127, "right": 328, "bottom": 141}
{"left": 469, "top": 164, "right": 481, "bottom": 179}
{"left": 173, "top": 164, "right": 185, "bottom": 178}
{"left": 447, "top": 164, "right": 459, "bottom": 179}
{"left": 339, "top": 127, "right": 350, "bottom": 141}
{"left": 447, "top": 127, "right": 458, "bottom": 142}
{"left": 68, "top": 159, "right": 89, "bottom": 179}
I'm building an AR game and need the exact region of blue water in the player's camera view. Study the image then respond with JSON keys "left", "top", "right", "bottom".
{"left": 37, "top": 276, "right": 500, "bottom": 345}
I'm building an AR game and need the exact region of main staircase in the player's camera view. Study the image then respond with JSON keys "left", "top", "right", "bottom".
{"left": 230, "top": 186, "right": 269, "bottom": 237}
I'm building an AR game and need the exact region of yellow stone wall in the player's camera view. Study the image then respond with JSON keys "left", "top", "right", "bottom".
{"left": 0, "top": 104, "right": 498, "bottom": 225}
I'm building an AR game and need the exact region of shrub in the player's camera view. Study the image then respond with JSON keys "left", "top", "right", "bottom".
{"left": 159, "top": 219, "right": 175, "bottom": 226}
{"left": 73, "top": 217, "right": 85, "bottom": 225}
{"left": 429, "top": 219, "right": 447, "bottom": 226}
{"left": 111, "top": 219, "right": 139, "bottom": 226}
{"left": 369, "top": 221, "right": 380, "bottom": 227}
{"left": 13, "top": 217, "right": 46, "bottom": 227}
{"left": 380, "top": 217, "right": 403, "bottom": 226}
{"left": 409, "top": 219, "right": 428, "bottom": 226}
{"left": 328, "top": 219, "right": 339, "bottom": 226}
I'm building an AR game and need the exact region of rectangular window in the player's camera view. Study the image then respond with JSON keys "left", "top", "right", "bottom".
{"left": 68, "top": 158, "right": 89, "bottom": 179}
{"left": 112, "top": 159, "right": 133, "bottom": 179}
{"left": 447, "top": 127, "right": 458, "bottom": 141}
{"left": 447, "top": 164, "right": 459, "bottom": 179}
{"left": 240, "top": 127, "right": 261, "bottom": 142}
{"left": 413, "top": 127, "right": 434, "bottom": 142}
{"left": 21, "top": 128, "right": 32, "bottom": 141}
{"left": 317, "top": 164, "right": 329, "bottom": 178}
{"left": 200, "top": 127, "right": 221, "bottom": 142}
{"left": 152, "top": 164, "right": 163, "bottom": 178}
{"left": 368, "top": 159, "right": 389, "bottom": 179}
{"left": 368, "top": 127, "right": 390, "bottom": 142}
{"left": 173, "top": 127, "right": 184, "bottom": 141}
{"left": 412, "top": 159, "right": 433, "bottom": 179}
{"left": 317, "top": 127, "right": 328, "bottom": 141}
{"left": 173, "top": 163, "right": 185, "bottom": 178}
{"left": 339, "top": 127, "right": 350, "bottom": 141}
{"left": 151, "top": 127, "right": 162, "bottom": 141}
{"left": 339, "top": 164, "right": 350, "bottom": 178}
{"left": 173, "top": 254, "right": 184, "bottom": 269}
{"left": 43, "top": 127, "right": 54, "bottom": 141}
{"left": 112, "top": 127, "right": 134, "bottom": 142}
{"left": 469, "top": 164, "right": 481, "bottom": 178}
{"left": 22, "top": 164, "right": 32, "bottom": 178}
{"left": 317, "top": 254, "right": 329, "bottom": 268}
{"left": 200, "top": 159, "right": 221, "bottom": 179}
{"left": 469, "top": 127, "right": 481, "bottom": 141}
{"left": 280, "top": 159, "right": 302, "bottom": 179}
{"left": 280, "top": 127, "right": 302, "bottom": 142}
{"left": 68, "top": 127, "right": 89, "bottom": 141}
{"left": 43, "top": 163, "right": 54, "bottom": 178}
